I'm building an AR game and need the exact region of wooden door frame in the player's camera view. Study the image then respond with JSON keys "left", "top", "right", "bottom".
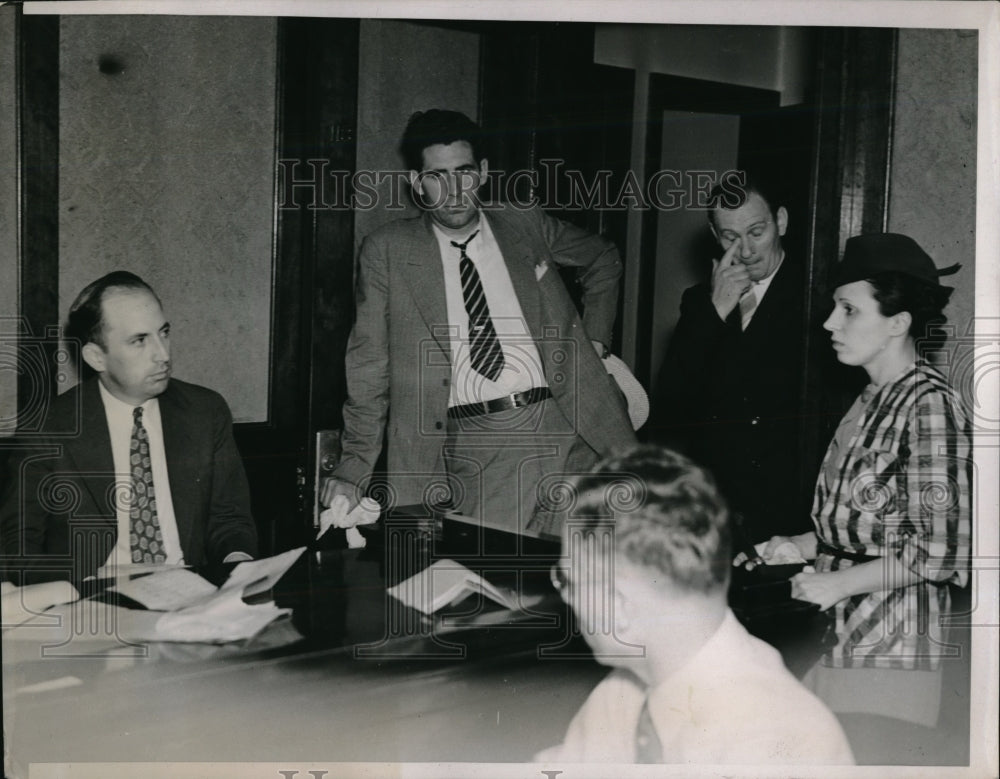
{"left": 800, "top": 26, "right": 898, "bottom": 486}
{"left": 636, "top": 72, "right": 781, "bottom": 389}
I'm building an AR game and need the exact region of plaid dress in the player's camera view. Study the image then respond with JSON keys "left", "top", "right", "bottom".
{"left": 812, "top": 360, "right": 972, "bottom": 671}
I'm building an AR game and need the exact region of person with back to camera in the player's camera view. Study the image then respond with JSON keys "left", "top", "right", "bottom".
{"left": 538, "top": 445, "right": 854, "bottom": 765}
{"left": 742, "top": 233, "right": 972, "bottom": 743}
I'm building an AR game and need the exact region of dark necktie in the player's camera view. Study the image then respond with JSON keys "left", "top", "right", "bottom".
{"left": 635, "top": 697, "right": 664, "bottom": 763}
{"left": 130, "top": 406, "right": 166, "bottom": 564}
{"left": 451, "top": 229, "right": 505, "bottom": 381}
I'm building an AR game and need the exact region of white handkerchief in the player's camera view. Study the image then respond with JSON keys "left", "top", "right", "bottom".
{"left": 753, "top": 540, "right": 808, "bottom": 565}
{"left": 318, "top": 496, "right": 380, "bottom": 535}
{"left": 535, "top": 261, "right": 550, "bottom": 281}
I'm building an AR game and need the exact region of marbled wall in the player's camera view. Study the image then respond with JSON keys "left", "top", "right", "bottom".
{"left": 889, "top": 29, "right": 977, "bottom": 345}
{"left": 58, "top": 16, "right": 277, "bottom": 422}
{"left": 354, "top": 20, "right": 480, "bottom": 252}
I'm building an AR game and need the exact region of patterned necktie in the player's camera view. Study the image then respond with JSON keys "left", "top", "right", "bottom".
{"left": 635, "top": 696, "right": 664, "bottom": 763}
{"left": 130, "top": 406, "right": 166, "bottom": 563}
{"left": 451, "top": 229, "right": 505, "bottom": 381}
{"left": 739, "top": 286, "right": 757, "bottom": 330}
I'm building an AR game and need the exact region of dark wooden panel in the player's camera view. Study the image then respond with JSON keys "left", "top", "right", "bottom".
{"left": 16, "top": 12, "right": 60, "bottom": 425}
{"left": 800, "top": 27, "right": 898, "bottom": 490}
{"left": 479, "top": 22, "right": 635, "bottom": 351}
{"left": 238, "top": 18, "right": 359, "bottom": 555}
{"left": 309, "top": 20, "right": 359, "bottom": 437}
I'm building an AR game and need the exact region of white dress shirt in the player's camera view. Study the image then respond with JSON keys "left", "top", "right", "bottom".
{"left": 537, "top": 609, "right": 854, "bottom": 765}
{"left": 98, "top": 381, "right": 184, "bottom": 568}
{"left": 434, "top": 213, "right": 548, "bottom": 406}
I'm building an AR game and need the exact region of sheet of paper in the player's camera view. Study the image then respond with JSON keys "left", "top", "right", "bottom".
{"left": 145, "top": 548, "right": 305, "bottom": 642}
{"left": 224, "top": 546, "right": 305, "bottom": 594}
{"left": 152, "top": 598, "right": 289, "bottom": 643}
{"left": 94, "top": 561, "right": 192, "bottom": 580}
{"left": 1, "top": 580, "right": 81, "bottom": 629}
{"left": 108, "top": 568, "right": 218, "bottom": 611}
{"left": 387, "top": 559, "right": 518, "bottom": 615}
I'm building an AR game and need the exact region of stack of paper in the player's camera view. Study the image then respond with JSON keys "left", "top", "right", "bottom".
{"left": 149, "top": 547, "right": 306, "bottom": 642}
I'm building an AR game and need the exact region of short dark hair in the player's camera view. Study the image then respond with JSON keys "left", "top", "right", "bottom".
{"left": 867, "top": 271, "right": 953, "bottom": 344}
{"left": 567, "top": 446, "right": 731, "bottom": 594}
{"left": 707, "top": 169, "right": 784, "bottom": 229}
{"left": 399, "top": 109, "right": 486, "bottom": 172}
{"left": 64, "top": 272, "right": 160, "bottom": 372}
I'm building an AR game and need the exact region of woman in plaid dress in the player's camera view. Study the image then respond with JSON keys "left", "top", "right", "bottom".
{"left": 751, "top": 233, "right": 971, "bottom": 730}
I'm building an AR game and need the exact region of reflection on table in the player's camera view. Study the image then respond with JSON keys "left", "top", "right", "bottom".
{"left": 2, "top": 509, "right": 606, "bottom": 775}
{"left": 2, "top": 506, "right": 877, "bottom": 776}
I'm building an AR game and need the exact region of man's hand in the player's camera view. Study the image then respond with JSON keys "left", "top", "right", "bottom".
{"left": 319, "top": 477, "right": 360, "bottom": 512}
{"left": 710, "top": 241, "right": 751, "bottom": 320}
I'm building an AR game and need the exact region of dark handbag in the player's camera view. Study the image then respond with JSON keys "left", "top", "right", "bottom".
{"left": 727, "top": 513, "right": 837, "bottom": 677}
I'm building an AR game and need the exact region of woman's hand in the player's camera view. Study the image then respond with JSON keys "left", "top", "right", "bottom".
{"left": 791, "top": 570, "right": 850, "bottom": 610}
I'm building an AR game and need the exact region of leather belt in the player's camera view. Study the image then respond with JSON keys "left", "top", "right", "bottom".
{"left": 816, "top": 540, "right": 881, "bottom": 564}
{"left": 447, "top": 387, "right": 552, "bottom": 420}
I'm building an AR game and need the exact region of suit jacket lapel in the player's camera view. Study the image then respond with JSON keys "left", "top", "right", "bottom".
{"left": 487, "top": 211, "right": 543, "bottom": 337}
{"left": 64, "top": 379, "right": 117, "bottom": 523}
{"left": 401, "top": 211, "right": 544, "bottom": 352}
{"left": 401, "top": 214, "right": 452, "bottom": 354}
{"left": 159, "top": 384, "right": 195, "bottom": 555}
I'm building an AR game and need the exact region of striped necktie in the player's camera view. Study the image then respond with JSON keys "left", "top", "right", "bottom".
{"left": 452, "top": 229, "right": 505, "bottom": 381}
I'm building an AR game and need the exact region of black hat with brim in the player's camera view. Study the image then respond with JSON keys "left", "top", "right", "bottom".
{"left": 832, "top": 233, "right": 960, "bottom": 290}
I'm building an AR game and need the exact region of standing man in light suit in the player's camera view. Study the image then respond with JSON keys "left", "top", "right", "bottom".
{"left": 322, "top": 109, "right": 634, "bottom": 535}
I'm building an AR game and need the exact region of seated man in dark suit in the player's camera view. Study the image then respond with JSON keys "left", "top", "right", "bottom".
{"left": 538, "top": 446, "right": 853, "bottom": 765}
{"left": 0, "top": 271, "right": 258, "bottom": 584}
{"left": 648, "top": 170, "right": 811, "bottom": 544}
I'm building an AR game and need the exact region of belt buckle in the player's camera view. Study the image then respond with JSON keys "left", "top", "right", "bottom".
{"left": 511, "top": 392, "right": 527, "bottom": 409}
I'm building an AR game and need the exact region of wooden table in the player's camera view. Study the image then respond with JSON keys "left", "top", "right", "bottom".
{"left": 3, "top": 520, "right": 608, "bottom": 777}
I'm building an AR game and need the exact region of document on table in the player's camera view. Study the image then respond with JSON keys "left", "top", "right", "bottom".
{"left": 223, "top": 546, "right": 306, "bottom": 599}
{"left": 387, "top": 559, "right": 521, "bottom": 615}
{"left": 150, "top": 547, "right": 307, "bottom": 643}
{"left": 108, "top": 568, "right": 218, "bottom": 611}
{"left": 95, "top": 561, "right": 191, "bottom": 579}
{"left": 1, "top": 580, "right": 80, "bottom": 629}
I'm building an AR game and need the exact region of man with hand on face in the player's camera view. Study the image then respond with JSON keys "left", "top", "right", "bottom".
{"left": 0, "top": 272, "right": 258, "bottom": 584}
{"left": 537, "top": 446, "right": 854, "bottom": 765}
{"left": 321, "top": 109, "right": 634, "bottom": 536}
{"left": 649, "top": 170, "right": 810, "bottom": 545}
